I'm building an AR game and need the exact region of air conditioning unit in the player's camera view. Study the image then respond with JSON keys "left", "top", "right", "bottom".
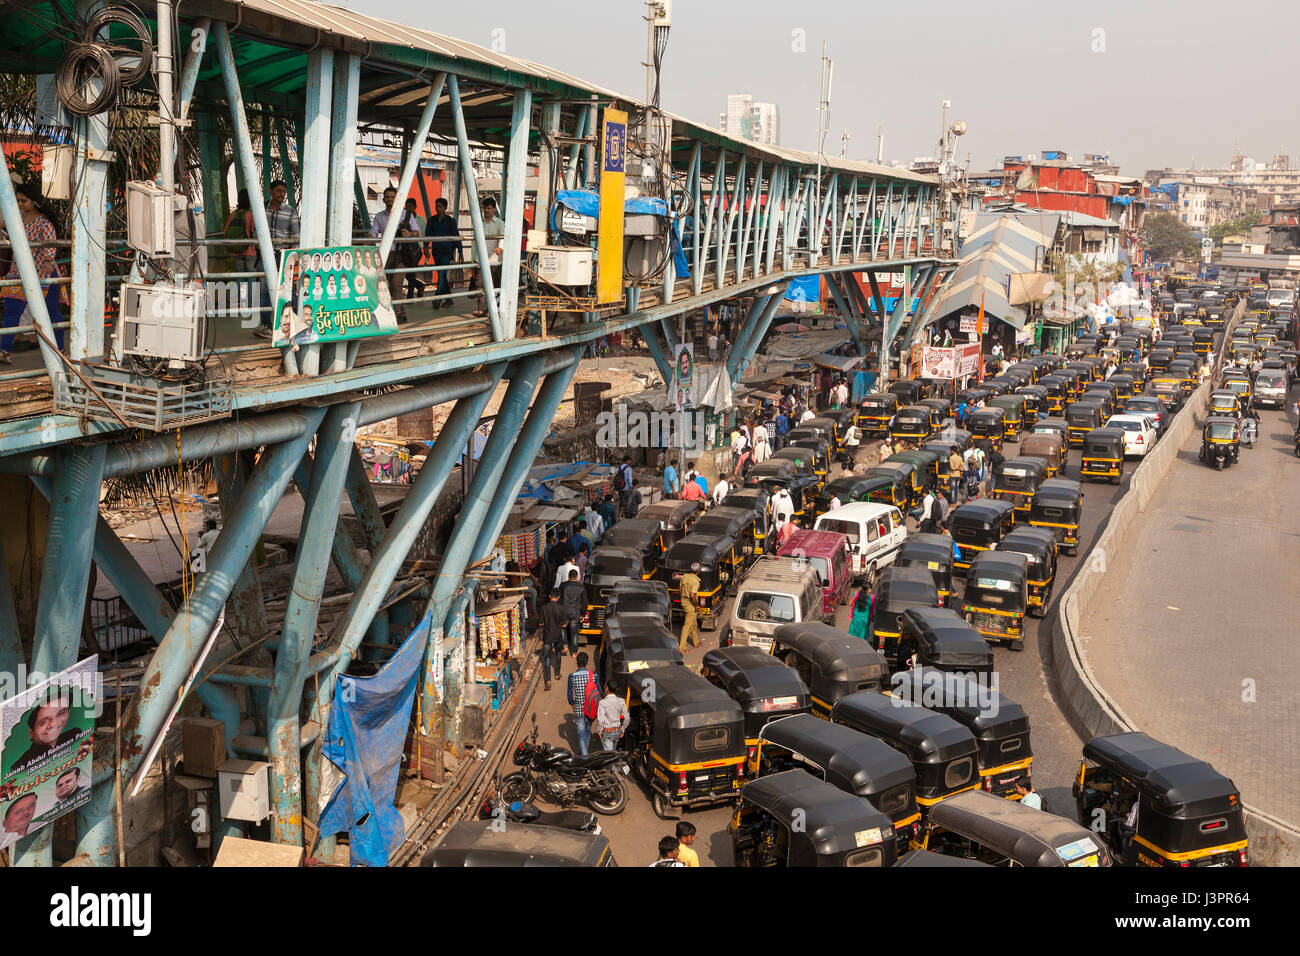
{"left": 126, "top": 180, "right": 175, "bottom": 257}
{"left": 116, "top": 281, "right": 205, "bottom": 363}
{"left": 536, "top": 245, "right": 593, "bottom": 285}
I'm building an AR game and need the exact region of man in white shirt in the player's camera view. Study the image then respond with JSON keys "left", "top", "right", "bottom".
{"left": 712, "top": 476, "right": 731, "bottom": 506}
{"left": 799, "top": 407, "right": 816, "bottom": 424}
{"left": 473, "top": 196, "right": 506, "bottom": 318}
{"left": 583, "top": 504, "right": 604, "bottom": 542}
{"left": 370, "top": 186, "right": 420, "bottom": 321}
{"left": 752, "top": 421, "right": 769, "bottom": 445}
{"left": 708, "top": 331, "right": 719, "bottom": 361}
{"left": 828, "top": 494, "right": 842, "bottom": 511}
{"left": 554, "top": 558, "right": 580, "bottom": 589}
{"left": 770, "top": 488, "right": 794, "bottom": 531}
{"left": 752, "top": 432, "right": 771, "bottom": 464}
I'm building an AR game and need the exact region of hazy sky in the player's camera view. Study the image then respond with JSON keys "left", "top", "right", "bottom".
{"left": 348, "top": 0, "right": 1299, "bottom": 176}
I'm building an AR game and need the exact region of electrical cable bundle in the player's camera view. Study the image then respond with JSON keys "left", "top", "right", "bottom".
{"left": 55, "top": 3, "right": 153, "bottom": 116}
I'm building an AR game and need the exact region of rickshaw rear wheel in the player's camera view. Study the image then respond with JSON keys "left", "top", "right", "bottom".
{"left": 652, "top": 789, "right": 680, "bottom": 820}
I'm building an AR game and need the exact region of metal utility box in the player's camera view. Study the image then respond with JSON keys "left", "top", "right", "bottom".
{"left": 624, "top": 213, "right": 662, "bottom": 238}
{"left": 41, "top": 145, "right": 74, "bottom": 200}
{"left": 182, "top": 717, "right": 226, "bottom": 779}
{"left": 536, "top": 245, "right": 593, "bottom": 285}
{"left": 116, "top": 282, "right": 206, "bottom": 363}
{"left": 558, "top": 208, "right": 597, "bottom": 235}
{"left": 462, "top": 682, "right": 492, "bottom": 749}
{"left": 217, "top": 759, "right": 270, "bottom": 823}
{"left": 126, "top": 180, "right": 176, "bottom": 257}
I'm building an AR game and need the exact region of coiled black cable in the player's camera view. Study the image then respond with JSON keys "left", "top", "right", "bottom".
{"left": 56, "top": 42, "right": 120, "bottom": 115}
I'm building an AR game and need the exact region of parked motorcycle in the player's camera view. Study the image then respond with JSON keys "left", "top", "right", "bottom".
{"left": 478, "top": 775, "right": 601, "bottom": 834}
{"left": 500, "top": 715, "right": 630, "bottom": 815}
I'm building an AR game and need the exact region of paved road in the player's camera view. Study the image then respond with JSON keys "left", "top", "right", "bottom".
{"left": 1082, "top": 386, "right": 1300, "bottom": 824}
{"left": 518, "top": 434, "right": 1141, "bottom": 865}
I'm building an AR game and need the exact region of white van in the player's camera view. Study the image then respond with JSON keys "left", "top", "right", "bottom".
{"left": 813, "top": 501, "right": 907, "bottom": 583}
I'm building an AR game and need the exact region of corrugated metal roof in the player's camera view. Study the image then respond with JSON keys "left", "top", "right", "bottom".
{"left": 214, "top": 1, "right": 936, "bottom": 185}
{"left": 925, "top": 214, "right": 1057, "bottom": 328}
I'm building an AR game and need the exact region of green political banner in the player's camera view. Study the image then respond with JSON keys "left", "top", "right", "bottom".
{"left": 271, "top": 246, "right": 401, "bottom": 349}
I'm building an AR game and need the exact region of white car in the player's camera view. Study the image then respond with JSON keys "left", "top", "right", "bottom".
{"left": 1106, "top": 414, "right": 1158, "bottom": 457}
{"left": 1254, "top": 369, "right": 1289, "bottom": 408}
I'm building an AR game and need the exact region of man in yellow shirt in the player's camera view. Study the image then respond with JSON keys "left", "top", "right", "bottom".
{"left": 678, "top": 565, "right": 703, "bottom": 651}
{"left": 675, "top": 821, "right": 700, "bottom": 867}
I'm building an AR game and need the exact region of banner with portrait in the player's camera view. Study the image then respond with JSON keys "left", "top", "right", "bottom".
{"left": 272, "top": 246, "right": 401, "bottom": 349}
{"left": 915, "top": 343, "right": 982, "bottom": 379}
{"left": 0, "top": 657, "right": 98, "bottom": 849}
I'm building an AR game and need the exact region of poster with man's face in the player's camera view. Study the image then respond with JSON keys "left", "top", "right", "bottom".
{"left": 0, "top": 657, "right": 97, "bottom": 845}
{"left": 674, "top": 343, "right": 694, "bottom": 411}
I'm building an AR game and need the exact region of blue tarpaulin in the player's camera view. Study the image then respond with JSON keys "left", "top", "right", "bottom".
{"left": 517, "top": 461, "right": 615, "bottom": 500}
{"left": 318, "top": 613, "right": 430, "bottom": 866}
{"left": 549, "top": 191, "right": 689, "bottom": 280}
{"left": 851, "top": 370, "right": 879, "bottom": 403}
{"left": 785, "top": 275, "right": 821, "bottom": 303}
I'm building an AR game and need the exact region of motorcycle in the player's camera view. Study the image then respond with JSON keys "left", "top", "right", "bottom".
{"left": 478, "top": 774, "right": 601, "bottom": 834}
{"left": 501, "top": 714, "right": 631, "bottom": 815}
{"left": 1241, "top": 416, "right": 1257, "bottom": 450}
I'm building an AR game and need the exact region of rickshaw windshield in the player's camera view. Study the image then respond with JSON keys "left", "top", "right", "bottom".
{"left": 1207, "top": 424, "right": 1237, "bottom": 440}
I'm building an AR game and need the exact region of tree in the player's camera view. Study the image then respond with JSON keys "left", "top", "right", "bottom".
{"left": 1210, "top": 209, "right": 1261, "bottom": 245}
{"left": 1139, "top": 212, "right": 1199, "bottom": 261}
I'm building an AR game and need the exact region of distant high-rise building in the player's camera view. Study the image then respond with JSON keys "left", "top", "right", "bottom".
{"left": 720, "top": 94, "right": 780, "bottom": 146}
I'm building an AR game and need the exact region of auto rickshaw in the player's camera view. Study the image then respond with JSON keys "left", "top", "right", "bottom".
{"left": 1079, "top": 386, "right": 1117, "bottom": 419}
{"left": 997, "top": 526, "right": 1058, "bottom": 617}
{"left": 637, "top": 499, "right": 705, "bottom": 552}
{"left": 896, "top": 607, "right": 994, "bottom": 678}
{"left": 991, "top": 456, "right": 1048, "bottom": 521}
{"left": 1080, "top": 427, "right": 1126, "bottom": 484}
{"left": 1167, "top": 360, "right": 1198, "bottom": 397}
{"left": 949, "top": 498, "right": 1016, "bottom": 575}
{"left": 771, "top": 620, "right": 890, "bottom": 717}
{"left": 1208, "top": 389, "right": 1242, "bottom": 418}
{"left": 1029, "top": 477, "right": 1082, "bottom": 555}
{"left": 422, "top": 820, "right": 617, "bottom": 867}
{"left": 889, "top": 405, "right": 934, "bottom": 444}
{"left": 922, "top": 426, "right": 973, "bottom": 457}
{"left": 599, "top": 614, "right": 684, "bottom": 702}
{"left": 1149, "top": 377, "right": 1185, "bottom": 414}
{"left": 866, "top": 460, "right": 924, "bottom": 509}
{"left": 1031, "top": 417, "right": 1069, "bottom": 443}
{"left": 730, "top": 770, "right": 898, "bottom": 867}
{"left": 918, "top": 397, "right": 953, "bottom": 430}
{"left": 967, "top": 407, "right": 1007, "bottom": 452}
{"left": 752, "top": 713, "right": 920, "bottom": 840}
{"left": 869, "top": 566, "right": 941, "bottom": 665}
{"left": 745, "top": 459, "right": 805, "bottom": 519}
{"left": 603, "top": 579, "right": 671, "bottom": 629}
{"left": 887, "top": 448, "right": 944, "bottom": 493}
{"left": 887, "top": 378, "right": 929, "bottom": 406}
{"left": 1220, "top": 372, "right": 1252, "bottom": 406}
{"left": 627, "top": 665, "right": 747, "bottom": 819}
{"left": 693, "top": 506, "right": 759, "bottom": 577}
{"left": 722, "top": 486, "right": 769, "bottom": 554}
{"left": 581, "top": 547, "right": 651, "bottom": 639}
{"left": 891, "top": 668, "right": 1033, "bottom": 798}
{"left": 1199, "top": 416, "right": 1240, "bottom": 470}
{"left": 1192, "top": 326, "right": 1215, "bottom": 355}
{"left": 1107, "top": 373, "right": 1137, "bottom": 402}
{"left": 917, "top": 790, "right": 1110, "bottom": 866}
{"left": 1073, "top": 732, "right": 1248, "bottom": 867}
{"left": 1117, "top": 362, "right": 1147, "bottom": 386}
{"left": 895, "top": 533, "right": 956, "bottom": 607}
{"left": 857, "top": 392, "right": 899, "bottom": 436}
{"left": 702, "top": 647, "right": 812, "bottom": 755}
{"left": 815, "top": 475, "right": 875, "bottom": 518}
{"left": 1018, "top": 432, "right": 1065, "bottom": 478}
{"left": 821, "top": 408, "right": 859, "bottom": 452}
{"left": 782, "top": 436, "right": 831, "bottom": 484}
{"left": 962, "top": 551, "right": 1029, "bottom": 649}
{"left": 860, "top": 469, "right": 911, "bottom": 510}
{"left": 661, "top": 532, "right": 733, "bottom": 628}
{"left": 1014, "top": 385, "right": 1046, "bottom": 425}
{"left": 1064, "top": 400, "right": 1105, "bottom": 448}
{"left": 831, "top": 691, "right": 981, "bottom": 816}
{"left": 600, "top": 518, "right": 666, "bottom": 580}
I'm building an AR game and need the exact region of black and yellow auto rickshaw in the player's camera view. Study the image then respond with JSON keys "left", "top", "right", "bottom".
{"left": 1080, "top": 427, "right": 1126, "bottom": 484}
{"left": 949, "top": 498, "right": 1016, "bottom": 575}
{"left": 896, "top": 607, "right": 994, "bottom": 678}
{"left": 600, "top": 518, "right": 665, "bottom": 580}
{"left": 1079, "top": 385, "right": 1117, "bottom": 419}
{"left": 701, "top": 647, "right": 812, "bottom": 755}
{"left": 866, "top": 460, "right": 924, "bottom": 509}
{"left": 599, "top": 614, "right": 683, "bottom": 702}
{"left": 1192, "top": 326, "right": 1215, "bottom": 355}
{"left": 895, "top": 533, "right": 956, "bottom": 607}
{"left": 1028, "top": 477, "right": 1082, "bottom": 556}
{"left": 831, "top": 691, "right": 981, "bottom": 817}
{"left": 1167, "top": 359, "right": 1198, "bottom": 397}
{"left": 1117, "top": 362, "right": 1147, "bottom": 386}
{"left": 1199, "top": 416, "right": 1240, "bottom": 470}
{"left": 991, "top": 456, "right": 1048, "bottom": 522}
{"left": 887, "top": 378, "right": 929, "bottom": 406}
{"left": 1149, "top": 376, "right": 1184, "bottom": 415}
{"left": 768, "top": 448, "right": 823, "bottom": 502}
{"left": 1031, "top": 417, "right": 1069, "bottom": 444}
{"left": 814, "top": 475, "right": 875, "bottom": 519}
{"left": 637, "top": 499, "right": 705, "bottom": 552}
{"left": 803, "top": 416, "right": 845, "bottom": 453}
{"left": 1220, "top": 372, "right": 1252, "bottom": 406}
{"left": 752, "top": 713, "right": 920, "bottom": 840}
{"left": 917, "top": 398, "right": 953, "bottom": 432}
{"left": 869, "top": 566, "right": 940, "bottom": 666}
{"left": 887, "top": 448, "right": 944, "bottom": 493}
{"left": 1107, "top": 373, "right": 1137, "bottom": 402}
{"left": 580, "top": 546, "right": 651, "bottom": 639}
{"left": 1207, "top": 389, "right": 1242, "bottom": 418}
{"left": 1036, "top": 376, "right": 1070, "bottom": 415}
{"left": 421, "top": 820, "right": 617, "bottom": 867}
{"left": 730, "top": 769, "right": 899, "bottom": 867}
{"left": 770, "top": 620, "right": 889, "bottom": 717}
{"left": 693, "top": 506, "right": 758, "bottom": 578}
{"left": 889, "top": 405, "right": 934, "bottom": 444}
{"left": 823, "top": 407, "right": 859, "bottom": 447}
{"left": 891, "top": 668, "right": 1033, "bottom": 798}
{"left": 782, "top": 436, "right": 831, "bottom": 484}
{"left": 627, "top": 665, "right": 747, "bottom": 819}
{"left": 966, "top": 407, "right": 1006, "bottom": 452}
{"left": 603, "top": 579, "right": 671, "bottom": 629}
{"left": 1018, "top": 432, "right": 1065, "bottom": 479}
{"left": 1014, "top": 385, "right": 1046, "bottom": 425}
{"left": 987, "top": 394, "right": 1027, "bottom": 439}
{"left": 997, "top": 526, "right": 1058, "bottom": 617}
{"left": 962, "top": 551, "right": 1029, "bottom": 650}
{"left": 661, "top": 532, "right": 732, "bottom": 629}
{"left": 857, "top": 392, "right": 899, "bottom": 436}
{"left": 859, "top": 471, "right": 910, "bottom": 510}
{"left": 917, "top": 790, "right": 1110, "bottom": 866}
{"left": 922, "top": 426, "right": 973, "bottom": 458}
{"left": 1064, "top": 400, "right": 1105, "bottom": 448}
{"left": 1074, "top": 732, "right": 1248, "bottom": 867}
{"left": 723, "top": 486, "right": 771, "bottom": 554}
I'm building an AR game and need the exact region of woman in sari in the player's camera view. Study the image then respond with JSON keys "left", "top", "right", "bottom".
{"left": 1, "top": 183, "right": 65, "bottom": 362}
